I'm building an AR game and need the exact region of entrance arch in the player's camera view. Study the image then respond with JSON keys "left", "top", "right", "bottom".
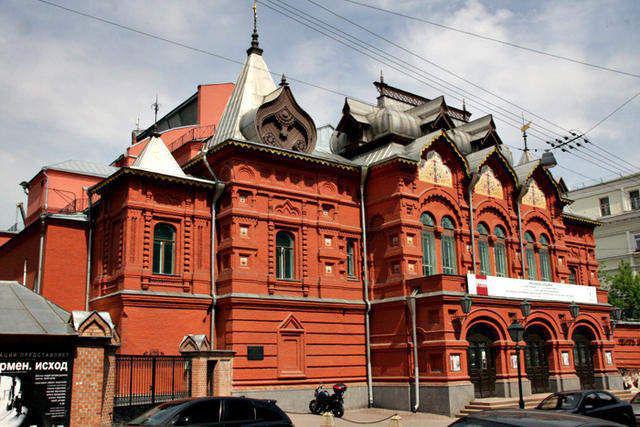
{"left": 524, "top": 325, "right": 551, "bottom": 393}
{"left": 572, "top": 326, "right": 595, "bottom": 389}
{"left": 466, "top": 323, "right": 499, "bottom": 398}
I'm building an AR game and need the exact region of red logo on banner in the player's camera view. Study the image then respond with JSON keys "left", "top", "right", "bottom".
{"left": 476, "top": 275, "right": 488, "bottom": 295}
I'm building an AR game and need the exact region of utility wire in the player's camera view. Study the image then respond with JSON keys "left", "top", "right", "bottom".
{"left": 340, "top": 0, "right": 640, "bottom": 79}
{"left": 32, "top": 0, "right": 633, "bottom": 179}
{"left": 305, "top": 0, "right": 640, "bottom": 172}
{"left": 261, "top": 0, "right": 635, "bottom": 177}
{"left": 32, "top": 0, "right": 361, "bottom": 102}
{"left": 583, "top": 90, "right": 640, "bottom": 135}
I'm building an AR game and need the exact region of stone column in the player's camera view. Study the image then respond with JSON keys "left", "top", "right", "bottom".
{"left": 547, "top": 339, "right": 580, "bottom": 392}
{"left": 69, "top": 311, "right": 121, "bottom": 427}
{"left": 180, "top": 334, "right": 235, "bottom": 398}
{"left": 494, "top": 341, "right": 531, "bottom": 398}
{"left": 593, "top": 339, "right": 624, "bottom": 390}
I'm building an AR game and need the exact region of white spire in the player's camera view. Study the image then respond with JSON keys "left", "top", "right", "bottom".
{"left": 132, "top": 135, "right": 186, "bottom": 178}
{"left": 209, "top": 53, "right": 276, "bottom": 146}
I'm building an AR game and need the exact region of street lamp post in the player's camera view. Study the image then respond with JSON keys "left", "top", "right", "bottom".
{"left": 508, "top": 319, "right": 526, "bottom": 409}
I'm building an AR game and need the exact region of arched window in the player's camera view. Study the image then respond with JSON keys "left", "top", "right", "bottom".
{"left": 441, "top": 216, "right": 457, "bottom": 274}
{"left": 421, "top": 212, "right": 437, "bottom": 276}
{"left": 539, "top": 234, "right": 552, "bottom": 281}
{"left": 346, "top": 239, "right": 356, "bottom": 278}
{"left": 477, "top": 223, "right": 491, "bottom": 276}
{"left": 524, "top": 231, "right": 537, "bottom": 280}
{"left": 276, "top": 231, "right": 295, "bottom": 280}
{"left": 494, "top": 226, "right": 508, "bottom": 277}
{"left": 153, "top": 223, "right": 176, "bottom": 275}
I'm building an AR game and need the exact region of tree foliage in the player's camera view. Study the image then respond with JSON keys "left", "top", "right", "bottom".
{"left": 605, "top": 261, "right": 640, "bottom": 320}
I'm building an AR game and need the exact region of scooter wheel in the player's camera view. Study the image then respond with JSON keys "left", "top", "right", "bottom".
{"left": 309, "top": 399, "right": 319, "bottom": 414}
{"left": 332, "top": 405, "right": 344, "bottom": 418}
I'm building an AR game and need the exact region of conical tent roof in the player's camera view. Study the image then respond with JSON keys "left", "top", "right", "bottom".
{"left": 208, "top": 52, "right": 276, "bottom": 146}
{"left": 132, "top": 135, "right": 186, "bottom": 178}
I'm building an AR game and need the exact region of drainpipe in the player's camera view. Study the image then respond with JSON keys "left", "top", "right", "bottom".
{"left": 517, "top": 201, "right": 526, "bottom": 276}
{"left": 407, "top": 288, "right": 420, "bottom": 412}
{"left": 359, "top": 166, "right": 374, "bottom": 408}
{"left": 22, "top": 259, "right": 27, "bottom": 286}
{"left": 202, "top": 155, "right": 226, "bottom": 348}
{"left": 35, "top": 171, "right": 48, "bottom": 294}
{"left": 84, "top": 190, "right": 93, "bottom": 310}
{"left": 468, "top": 173, "right": 480, "bottom": 275}
{"left": 516, "top": 182, "right": 528, "bottom": 277}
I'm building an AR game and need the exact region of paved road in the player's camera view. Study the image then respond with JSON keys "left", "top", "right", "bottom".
{"left": 287, "top": 408, "right": 456, "bottom": 426}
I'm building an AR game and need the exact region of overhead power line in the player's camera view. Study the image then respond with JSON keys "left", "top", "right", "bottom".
{"left": 32, "top": 0, "right": 636, "bottom": 179}
{"left": 303, "top": 0, "right": 640, "bottom": 173}
{"left": 340, "top": 0, "right": 640, "bottom": 79}
{"left": 32, "top": 0, "right": 359, "bottom": 101}
{"left": 260, "top": 0, "right": 637, "bottom": 177}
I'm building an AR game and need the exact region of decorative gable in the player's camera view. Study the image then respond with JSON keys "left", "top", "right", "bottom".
{"left": 254, "top": 83, "right": 317, "bottom": 153}
{"left": 522, "top": 180, "right": 546, "bottom": 208}
{"left": 419, "top": 151, "right": 452, "bottom": 187}
{"left": 474, "top": 166, "right": 503, "bottom": 199}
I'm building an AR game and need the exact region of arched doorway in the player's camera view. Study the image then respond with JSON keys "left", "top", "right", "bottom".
{"left": 572, "top": 326, "right": 595, "bottom": 389}
{"left": 524, "top": 325, "right": 550, "bottom": 393}
{"left": 466, "top": 323, "right": 498, "bottom": 398}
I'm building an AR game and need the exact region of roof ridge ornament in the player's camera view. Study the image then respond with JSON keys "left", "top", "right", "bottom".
{"left": 247, "top": 0, "right": 263, "bottom": 56}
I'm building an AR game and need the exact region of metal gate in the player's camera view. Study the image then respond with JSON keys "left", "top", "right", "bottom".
{"left": 114, "top": 355, "right": 191, "bottom": 407}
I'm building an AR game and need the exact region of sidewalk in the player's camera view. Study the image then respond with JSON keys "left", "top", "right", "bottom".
{"left": 287, "top": 408, "right": 456, "bottom": 426}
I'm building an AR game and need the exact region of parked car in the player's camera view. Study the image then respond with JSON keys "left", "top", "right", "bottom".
{"left": 536, "top": 390, "right": 636, "bottom": 426}
{"left": 450, "top": 409, "right": 625, "bottom": 426}
{"left": 127, "top": 396, "right": 293, "bottom": 426}
{"left": 631, "top": 392, "right": 640, "bottom": 421}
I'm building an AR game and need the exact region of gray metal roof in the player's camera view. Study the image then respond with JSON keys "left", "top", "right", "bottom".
{"left": 0, "top": 281, "right": 75, "bottom": 336}
{"left": 45, "top": 159, "right": 117, "bottom": 178}
{"left": 514, "top": 159, "right": 541, "bottom": 184}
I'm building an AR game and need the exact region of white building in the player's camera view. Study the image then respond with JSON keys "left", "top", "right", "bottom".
{"left": 567, "top": 173, "right": 640, "bottom": 277}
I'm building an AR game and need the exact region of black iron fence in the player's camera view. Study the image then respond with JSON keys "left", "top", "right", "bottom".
{"left": 114, "top": 355, "right": 191, "bottom": 407}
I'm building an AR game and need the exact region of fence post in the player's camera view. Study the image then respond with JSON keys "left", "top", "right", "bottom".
{"left": 389, "top": 414, "right": 402, "bottom": 427}
{"left": 151, "top": 356, "right": 157, "bottom": 404}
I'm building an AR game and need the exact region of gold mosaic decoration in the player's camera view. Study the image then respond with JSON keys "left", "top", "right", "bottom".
{"left": 522, "top": 180, "right": 547, "bottom": 208}
{"left": 474, "top": 166, "right": 503, "bottom": 199}
{"left": 419, "top": 151, "right": 453, "bottom": 187}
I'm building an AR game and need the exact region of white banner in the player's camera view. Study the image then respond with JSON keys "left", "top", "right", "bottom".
{"left": 466, "top": 273, "right": 598, "bottom": 304}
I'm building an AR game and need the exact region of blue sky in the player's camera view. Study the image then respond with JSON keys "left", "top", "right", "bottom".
{"left": 1, "top": 0, "right": 639, "bottom": 227}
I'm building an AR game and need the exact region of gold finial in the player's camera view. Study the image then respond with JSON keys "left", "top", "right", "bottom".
{"left": 253, "top": 0, "right": 257, "bottom": 33}
{"left": 247, "top": 0, "right": 263, "bottom": 55}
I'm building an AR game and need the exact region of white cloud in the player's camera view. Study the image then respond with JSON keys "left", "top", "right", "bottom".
{"left": 0, "top": 0, "right": 638, "bottom": 226}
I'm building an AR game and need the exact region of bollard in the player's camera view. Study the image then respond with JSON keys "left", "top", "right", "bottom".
{"left": 389, "top": 414, "right": 402, "bottom": 427}
{"left": 321, "top": 411, "right": 335, "bottom": 427}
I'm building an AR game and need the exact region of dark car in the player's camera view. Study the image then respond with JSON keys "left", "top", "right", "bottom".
{"left": 127, "top": 396, "right": 293, "bottom": 426}
{"left": 450, "top": 409, "right": 625, "bottom": 426}
{"left": 536, "top": 390, "right": 636, "bottom": 426}
{"left": 631, "top": 392, "right": 640, "bottom": 421}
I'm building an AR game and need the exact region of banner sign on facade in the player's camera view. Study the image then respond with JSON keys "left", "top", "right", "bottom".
{"left": 0, "top": 351, "right": 72, "bottom": 427}
{"left": 467, "top": 273, "right": 598, "bottom": 304}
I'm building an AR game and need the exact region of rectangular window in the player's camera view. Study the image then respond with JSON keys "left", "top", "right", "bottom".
{"left": 494, "top": 243, "right": 507, "bottom": 277}
{"left": 422, "top": 231, "right": 437, "bottom": 276}
{"left": 599, "top": 197, "right": 611, "bottom": 217}
{"left": 442, "top": 235, "right": 457, "bottom": 274}
{"left": 526, "top": 248, "right": 537, "bottom": 280}
{"left": 635, "top": 234, "right": 640, "bottom": 252}
{"left": 478, "top": 240, "right": 491, "bottom": 276}
{"left": 631, "top": 190, "right": 640, "bottom": 210}
{"left": 539, "top": 250, "right": 551, "bottom": 281}
{"left": 346, "top": 240, "right": 356, "bottom": 277}
{"left": 568, "top": 267, "right": 577, "bottom": 284}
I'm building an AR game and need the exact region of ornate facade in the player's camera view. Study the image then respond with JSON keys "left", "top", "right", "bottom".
{"left": 0, "top": 27, "right": 635, "bottom": 416}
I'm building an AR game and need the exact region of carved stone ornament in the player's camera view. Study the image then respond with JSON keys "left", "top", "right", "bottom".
{"left": 255, "top": 85, "right": 317, "bottom": 153}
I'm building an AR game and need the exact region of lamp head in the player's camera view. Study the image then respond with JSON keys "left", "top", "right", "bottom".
{"left": 460, "top": 295, "right": 473, "bottom": 315}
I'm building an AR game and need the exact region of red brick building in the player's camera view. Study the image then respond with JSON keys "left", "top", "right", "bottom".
{"left": 0, "top": 28, "right": 636, "bottom": 415}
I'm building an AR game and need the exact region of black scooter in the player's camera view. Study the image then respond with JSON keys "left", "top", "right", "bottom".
{"left": 309, "top": 383, "right": 347, "bottom": 418}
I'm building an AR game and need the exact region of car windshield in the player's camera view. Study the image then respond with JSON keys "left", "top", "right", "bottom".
{"left": 128, "top": 400, "right": 188, "bottom": 425}
{"left": 538, "top": 393, "right": 582, "bottom": 410}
